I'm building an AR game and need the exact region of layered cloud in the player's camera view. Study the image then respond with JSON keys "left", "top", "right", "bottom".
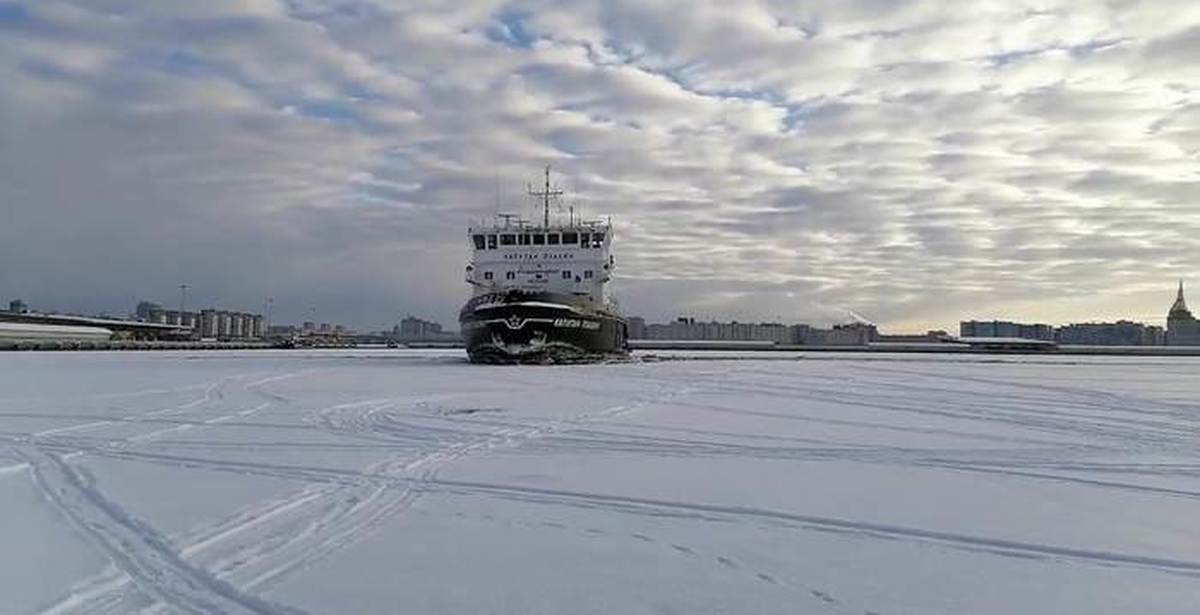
{"left": 2, "top": 0, "right": 1197, "bottom": 330}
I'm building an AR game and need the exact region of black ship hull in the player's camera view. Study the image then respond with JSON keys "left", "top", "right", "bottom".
{"left": 459, "top": 291, "right": 628, "bottom": 364}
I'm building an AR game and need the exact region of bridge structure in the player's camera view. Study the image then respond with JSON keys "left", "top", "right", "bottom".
{"left": 0, "top": 311, "right": 190, "bottom": 340}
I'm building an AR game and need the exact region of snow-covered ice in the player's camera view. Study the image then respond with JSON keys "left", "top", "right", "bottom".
{"left": 2, "top": 349, "right": 1200, "bottom": 614}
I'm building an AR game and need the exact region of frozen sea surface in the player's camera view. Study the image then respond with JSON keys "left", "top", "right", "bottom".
{"left": 2, "top": 349, "right": 1200, "bottom": 614}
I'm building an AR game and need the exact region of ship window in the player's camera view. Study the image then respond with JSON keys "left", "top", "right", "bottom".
{"left": 561, "top": 232, "right": 578, "bottom": 244}
{"left": 500, "top": 234, "right": 516, "bottom": 246}
{"left": 579, "top": 233, "right": 589, "bottom": 247}
{"left": 532, "top": 233, "right": 545, "bottom": 245}
{"left": 506, "top": 271, "right": 515, "bottom": 280}
{"left": 547, "top": 233, "right": 560, "bottom": 245}
{"left": 472, "top": 234, "right": 485, "bottom": 249}
{"left": 486, "top": 235, "right": 497, "bottom": 249}
{"left": 562, "top": 270, "right": 571, "bottom": 279}
{"left": 519, "top": 233, "right": 531, "bottom": 245}
{"left": 584, "top": 270, "right": 593, "bottom": 279}
{"left": 592, "top": 232, "right": 604, "bottom": 248}
{"left": 483, "top": 271, "right": 493, "bottom": 280}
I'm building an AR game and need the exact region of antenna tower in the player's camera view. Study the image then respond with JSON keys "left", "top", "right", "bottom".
{"left": 527, "top": 165, "right": 563, "bottom": 228}
{"left": 493, "top": 172, "right": 501, "bottom": 215}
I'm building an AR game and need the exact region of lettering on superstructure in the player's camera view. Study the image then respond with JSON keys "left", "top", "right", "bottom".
{"left": 502, "top": 253, "right": 576, "bottom": 261}
{"left": 553, "top": 318, "right": 601, "bottom": 330}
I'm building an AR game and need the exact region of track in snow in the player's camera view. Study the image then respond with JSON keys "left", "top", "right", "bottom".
{"left": 5, "top": 351, "right": 1200, "bottom": 615}
{"left": 27, "top": 368, "right": 700, "bottom": 614}
{"left": 16, "top": 446, "right": 299, "bottom": 615}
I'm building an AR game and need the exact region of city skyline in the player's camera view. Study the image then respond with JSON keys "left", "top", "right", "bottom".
{"left": 2, "top": 2, "right": 1198, "bottom": 331}
{"left": 6, "top": 283, "right": 1195, "bottom": 341}
{"left": 2, "top": 270, "right": 1196, "bottom": 336}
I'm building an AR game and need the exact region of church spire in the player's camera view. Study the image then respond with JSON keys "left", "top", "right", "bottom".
{"left": 1170, "top": 279, "right": 1190, "bottom": 318}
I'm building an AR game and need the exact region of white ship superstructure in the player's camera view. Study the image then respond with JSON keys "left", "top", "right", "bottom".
{"left": 466, "top": 219, "right": 614, "bottom": 302}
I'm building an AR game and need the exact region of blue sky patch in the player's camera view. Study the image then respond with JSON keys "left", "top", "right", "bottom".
{"left": 486, "top": 10, "right": 536, "bottom": 49}
{"left": 0, "top": 2, "right": 27, "bottom": 23}
{"left": 291, "top": 98, "right": 362, "bottom": 123}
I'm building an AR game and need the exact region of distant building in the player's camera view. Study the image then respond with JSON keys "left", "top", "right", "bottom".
{"left": 8, "top": 299, "right": 28, "bottom": 314}
{"left": 627, "top": 316, "right": 647, "bottom": 339}
{"left": 788, "top": 322, "right": 881, "bottom": 346}
{"left": 825, "top": 322, "right": 879, "bottom": 346}
{"left": 135, "top": 301, "right": 162, "bottom": 321}
{"left": 643, "top": 317, "right": 793, "bottom": 344}
{"left": 960, "top": 320, "right": 1054, "bottom": 341}
{"left": 147, "top": 306, "right": 167, "bottom": 324}
{"left": 173, "top": 309, "right": 265, "bottom": 340}
{"left": 269, "top": 324, "right": 299, "bottom": 337}
{"left": 397, "top": 316, "right": 447, "bottom": 341}
{"left": 1057, "top": 321, "right": 1164, "bottom": 346}
{"left": 630, "top": 317, "right": 877, "bottom": 346}
{"left": 200, "top": 309, "right": 218, "bottom": 338}
{"left": 1167, "top": 282, "right": 1200, "bottom": 345}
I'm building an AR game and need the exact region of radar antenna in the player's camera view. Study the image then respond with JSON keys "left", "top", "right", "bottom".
{"left": 527, "top": 165, "right": 563, "bottom": 228}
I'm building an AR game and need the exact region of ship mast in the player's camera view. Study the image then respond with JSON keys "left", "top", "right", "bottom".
{"left": 528, "top": 165, "right": 563, "bottom": 228}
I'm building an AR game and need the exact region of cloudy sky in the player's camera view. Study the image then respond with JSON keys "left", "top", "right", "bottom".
{"left": 2, "top": 0, "right": 1198, "bottom": 332}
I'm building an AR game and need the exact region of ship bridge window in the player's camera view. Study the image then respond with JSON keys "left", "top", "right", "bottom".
{"left": 591, "top": 232, "right": 605, "bottom": 248}
{"left": 486, "top": 235, "right": 497, "bottom": 249}
{"left": 520, "top": 233, "right": 531, "bottom": 245}
{"left": 500, "top": 234, "right": 516, "bottom": 246}
{"left": 547, "top": 233, "right": 560, "bottom": 245}
{"left": 579, "top": 232, "right": 589, "bottom": 247}
{"left": 584, "top": 270, "right": 593, "bottom": 279}
{"left": 562, "top": 270, "right": 571, "bottom": 279}
{"left": 561, "top": 231, "right": 578, "bottom": 244}
{"left": 472, "top": 234, "right": 485, "bottom": 249}
{"left": 532, "top": 233, "right": 545, "bottom": 245}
